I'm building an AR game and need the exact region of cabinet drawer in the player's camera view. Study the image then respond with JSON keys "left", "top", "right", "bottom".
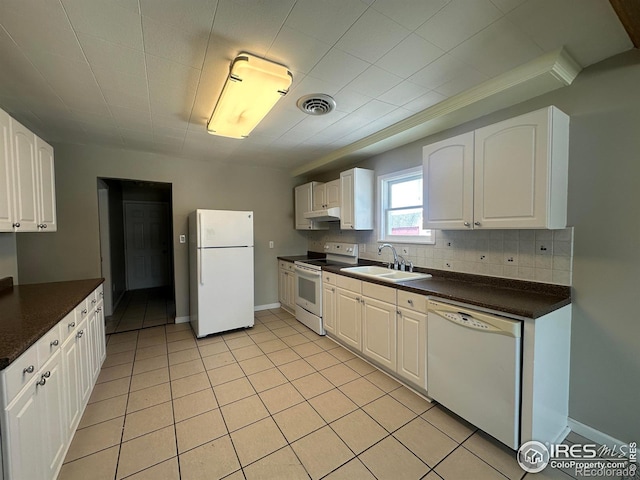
{"left": 3, "top": 346, "right": 39, "bottom": 403}
{"left": 323, "top": 272, "right": 336, "bottom": 285}
{"left": 397, "top": 291, "right": 428, "bottom": 313}
{"left": 61, "top": 311, "right": 79, "bottom": 342}
{"left": 75, "top": 298, "right": 89, "bottom": 322}
{"left": 37, "top": 322, "right": 63, "bottom": 367}
{"left": 96, "top": 284, "right": 104, "bottom": 303}
{"left": 279, "top": 261, "right": 295, "bottom": 272}
{"left": 87, "top": 289, "right": 99, "bottom": 310}
{"left": 337, "top": 274, "right": 361, "bottom": 293}
{"left": 362, "top": 282, "right": 396, "bottom": 304}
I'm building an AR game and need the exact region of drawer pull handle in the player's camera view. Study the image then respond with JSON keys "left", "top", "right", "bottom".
{"left": 50, "top": 339, "right": 59, "bottom": 347}
{"left": 408, "top": 299, "right": 414, "bottom": 305}
{"left": 92, "top": 299, "right": 97, "bottom": 305}
{"left": 13, "top": 222, "right": 20, "bottom": 228}
{"left": 36, "top": 374, "right": 47, "bottom": 387}
{"left": 82, "top": 309, "right": 87, "bottom": 315}
{"left": 77, "top": 330, "right": 84, "bottom": 338}
{"left": 43, "top": 371, "right": 51, "bottom": 378}
{"left": 23, "top": 365, "right": 35, "bottom": 374}
{"left": 68, "top": 322, "right": 76, "bottom": 328}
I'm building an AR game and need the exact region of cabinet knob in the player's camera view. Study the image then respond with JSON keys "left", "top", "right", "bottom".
{"left": 97, "top": 307, "right": 102, "bottom": 312}
{"left": 68, "top": 321, "right": 76, "bottom": 328}
{"left": 92, "top": 299, "right": 97, "bottom": 305}
{"left": 82, "top": 309, "right": 87, "bottom": 315}
{"left": 13, "top": 223, "right": 20, "bottom": 228}
{"left": 23, "top": 365, "right": 35, "bottom": 374}
{"left": 43, "top": 370, "right": 51, "bottom": 378}
{"left": 37, "top": 376, "right": 47, "bottom": 387}
{"left": 463, "top": 222, "right": 470, "bottom": 227}
{"left": 43, "top": 224, "right": 47, "bottom": 229}
{"left": 77, "top": 330, "right": 84, "bottom": 338}
{"left": 474, "top": 221, "right": 481, "bottom": 226}
{"left": 50, "top": 339, "right": 59, "bottom": 347}
{"left": 331, "top": 288, "right": 335, "bottom": 292}
{"left": 408, "top": 299, "right": 414, "bottom": 305}
{"left": 397, "top": 310, "right": 402, "bottom": 316}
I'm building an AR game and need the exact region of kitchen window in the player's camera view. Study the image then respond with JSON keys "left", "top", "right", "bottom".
{"left": 378, "top": 166, "right": 434, "bottom": 244}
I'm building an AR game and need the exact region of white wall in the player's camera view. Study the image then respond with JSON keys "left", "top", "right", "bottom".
{"left": 15, "top": 144, "right": 308, "bottom": 316}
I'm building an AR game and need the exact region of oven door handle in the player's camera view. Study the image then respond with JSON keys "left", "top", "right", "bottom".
{"left": 294, "top": 265, "right": 322, "bottom": 277}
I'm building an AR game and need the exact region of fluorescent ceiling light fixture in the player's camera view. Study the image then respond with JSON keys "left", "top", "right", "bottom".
{"left": 207, "top": 53, "right": 293, "bottom": 139}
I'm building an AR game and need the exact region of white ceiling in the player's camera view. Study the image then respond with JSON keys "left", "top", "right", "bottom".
{"left": 0, "top": 0, "right": 632, "bottom": 172}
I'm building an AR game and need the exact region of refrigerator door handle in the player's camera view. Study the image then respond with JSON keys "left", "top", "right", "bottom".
{"left": 199, "top": 250, "right": 204, "bottom": 286}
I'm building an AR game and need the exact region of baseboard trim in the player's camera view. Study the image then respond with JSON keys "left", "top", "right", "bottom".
{"left": 175, "top": 316, "right": 190, "bottom": 324}
{"left": 567, "top": 417, "right": 630, "bottom": 453}
{"left": 255, "top": 303, "right": 280, "bottom": 311}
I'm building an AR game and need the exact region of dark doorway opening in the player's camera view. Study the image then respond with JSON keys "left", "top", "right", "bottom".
{"left": 97, "top": 178, "right": 176, "bottom": 333}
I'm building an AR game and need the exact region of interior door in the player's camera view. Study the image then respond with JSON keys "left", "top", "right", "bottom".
{"left": 125, "top": 202, "right": 171, "bottom": 290}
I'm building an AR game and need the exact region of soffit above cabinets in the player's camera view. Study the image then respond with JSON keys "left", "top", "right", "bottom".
{"left": 0, "top": 0, "right": 633, "bottom": 173}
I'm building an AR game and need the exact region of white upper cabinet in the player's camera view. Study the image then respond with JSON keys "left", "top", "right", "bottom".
{"left": 36, "top": 137, "right": 57, "bottom": 231}
{"left": 312, "top": 179, "right": 340, "bottom": 211}
{"left": 295, "top": 181, "right": 327, "bottom": 230}
{"left": 312, "top": 182, "right": 326, "bottom": 211}
{"left": 423, "top": 106, "right": 569, "bottom": 230}
{"left": 423, "top": 132, "right": 474, "bottom": 230}
{"left": 340, "top": 167, "right": 374, "bottom": 230}
{"left": 0, "top": 109, "right": 14, "bottom": 231}
{"left": 0, "top": 108, "right": 57, "bottom": 233}
{"left": 11, "top": 119, "right": 39, "bottom": 232}
{"left": 474, "top": 107, "right": 569, "bottom": 229}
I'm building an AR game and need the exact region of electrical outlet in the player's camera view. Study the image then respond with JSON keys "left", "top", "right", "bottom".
{"left": 269, "top": 241, "right": 274, "bottom": 249}
{"left": 179, "top": 234, "right": 186, "bottom": 244}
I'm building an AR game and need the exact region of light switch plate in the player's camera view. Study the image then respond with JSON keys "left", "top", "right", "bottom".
{"left": 179, "top": 235, "right": 186, "bottom": 244}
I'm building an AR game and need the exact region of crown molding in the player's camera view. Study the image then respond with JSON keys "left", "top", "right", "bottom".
{"left": 292, "top": 48, "right": 582, "bottom": 177}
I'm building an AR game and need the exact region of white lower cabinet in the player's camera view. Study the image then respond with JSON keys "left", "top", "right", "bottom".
{"left": 1, "top": 284, "right": 105, "bottom": 480}
{"left": 5, "top": 350, "right": 66, "bottom": 480}
{"left": 324, "top": 273, "right": 429, "bottom": 394}
{"left": 322, "top": 273, "right": 337, "bottom": 334}
{"left": 361, "top": 283, "right": 397, "bottom": 371}
{"left": 335, "top": 276, "right": 362, "bottom": 351}
{"left": 278, "top": 261, "right": 296, "bottom": 313}
{"left": 396, "top": 291, "right": 428, "bottom": 390}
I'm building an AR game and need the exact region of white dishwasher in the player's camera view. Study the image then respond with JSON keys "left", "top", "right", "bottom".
{"left": 427, "top": 299, "right": 522, "bottom": 449}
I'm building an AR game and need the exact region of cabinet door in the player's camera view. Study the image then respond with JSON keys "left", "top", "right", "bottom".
{"left": 325, "top": 179, "right": 340, "bottom": 208}
{"left": 0, "top": 109, "right": 14, "bottom": 231}
{"left": 474, "top": 107, "right": 568, "bottom": 229}
{"left": 423, "top": 132, "right": 474, "bottom": 230}
{"left": 340, "top": 168, "right": 373, "bottom": 230}
{"left": 76, "top": 319, "right": 93, "bottom": 407}
{"left": 295, "top": 183, "right": 313, "bottom": 230}
{"left": 36, "top": 137, "right": 56, "bottom": 231}
{"left": 279, "top": 268, "right": 288, "bottom": 307}
{"left": 89, "top": 308, "right": 101, "bottom": 382}
{"left": 39, "top": 351, "right": 67, "bottom": 479}
{"left": 397, "top": 308, "right": 427, "bottom": 389}
{"left": 322, "top": 283, "right": 336, "bottom": 334}
{"left": 96, "top": 304, "right": 106, "bottom": 365}
{"left": 62, "top": 333, "right": 82, "bottom": 436}
{"left": 362, "top": 297, "right": 396, "bottom": 370}
{"left": 5, "top": 379, "right": 42, "bottom": 480}
{"left": 335, "top": 288, "right": 361, "bottom": 351}
{"left": 286, "top": 272, "right": 296, "bottom": 311}
{"left": 312, "top": 183, "right": 326, "bottom": 210}
{"left": 11, "top": 119, "right": 38, "bottom": 231}
{"left": 339, "top": 170, "right": 354, "bottom": 229}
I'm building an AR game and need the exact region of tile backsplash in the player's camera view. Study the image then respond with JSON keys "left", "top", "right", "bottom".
{"left": 307, "top": 226, "right": 573, "bottom": 286}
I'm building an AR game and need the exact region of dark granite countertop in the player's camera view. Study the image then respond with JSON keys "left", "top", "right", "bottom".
{"left": 0, "top": 278, "right": 104, "bottom": 370}
{"left": 322, "top": 263, "right": 570, "bottom": 319}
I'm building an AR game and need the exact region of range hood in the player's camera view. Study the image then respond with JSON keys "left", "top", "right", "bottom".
{"left": 303, "top": 207, "right": 341, "bottom": 221}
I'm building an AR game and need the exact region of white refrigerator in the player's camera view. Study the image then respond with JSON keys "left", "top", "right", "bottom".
{"left": 188, "top": 209, "right": 255, "bottom": 337}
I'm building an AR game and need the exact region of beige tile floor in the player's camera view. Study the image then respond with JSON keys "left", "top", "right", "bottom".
{"left": 106, "top": 287, "right": 176, "bottom": 334}
{"left": 58, "top": 308, "right": 606, "bottom": 480}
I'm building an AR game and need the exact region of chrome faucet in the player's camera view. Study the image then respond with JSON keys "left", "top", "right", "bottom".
{"left": 378, "top": 244, "right": 399, "bottom": 270}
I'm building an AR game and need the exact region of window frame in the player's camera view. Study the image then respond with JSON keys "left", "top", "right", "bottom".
{"left": 377, "top": 166, "right": 434, "bottom": 245}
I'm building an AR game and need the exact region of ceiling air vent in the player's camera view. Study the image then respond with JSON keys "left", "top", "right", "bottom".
{"left": 297, "top": 94, "right": 336, "bottom": 115}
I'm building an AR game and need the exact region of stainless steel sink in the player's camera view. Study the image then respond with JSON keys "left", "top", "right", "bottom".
{"left": 341, "top": 266, "right": 432, "bottom": 283}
